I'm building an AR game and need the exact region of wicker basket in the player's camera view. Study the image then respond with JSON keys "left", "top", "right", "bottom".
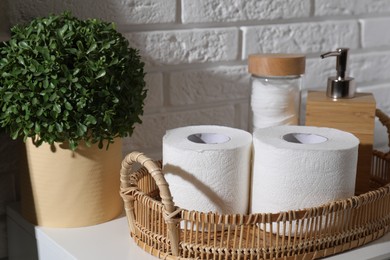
{"left": 120, "top": 109, "right": 390, "bottom": 260}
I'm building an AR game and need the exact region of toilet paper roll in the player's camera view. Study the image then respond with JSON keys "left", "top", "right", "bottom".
{"left": 251, "top": 126, "right": 359, "bottom": 214}
{"left": 163, "top": 125, "right": 252, "bottom": 215}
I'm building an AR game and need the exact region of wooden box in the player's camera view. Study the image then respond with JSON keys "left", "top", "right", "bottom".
{"left": 305, "top": 91, "right": 376, "bottom": 195}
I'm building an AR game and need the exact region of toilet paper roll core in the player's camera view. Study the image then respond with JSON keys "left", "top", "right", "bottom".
{"left": 187, "top": 133, "right": 231, "bottom": 144}
{"left": 282, "top": 133, "right": 328, "bottom": 144}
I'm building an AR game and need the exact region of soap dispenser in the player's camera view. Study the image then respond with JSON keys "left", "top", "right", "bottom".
{"left": 321, "top": 48, "right": 355, "bottom": 99}
{"left": 305, "top": 48, "right": 376, "bottom": 195}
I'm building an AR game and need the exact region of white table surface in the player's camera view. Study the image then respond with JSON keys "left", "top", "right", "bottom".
{"left": 7, "top": 204, "right": 390, "bottom": 260}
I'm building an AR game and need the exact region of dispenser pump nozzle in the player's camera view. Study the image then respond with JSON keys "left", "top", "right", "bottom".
{"left": 321, "top": 48, "right": 355, "bottom": 99}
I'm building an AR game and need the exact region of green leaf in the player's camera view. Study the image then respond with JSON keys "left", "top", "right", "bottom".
{"left": 73, "top": 68, "right": 80, "bottom": 76}
{"left": 37, "top": 108, "right": 44, "bottom": 116}
{"left": 49, "top": 93, "right": 57, "bottom": 101}
{"left": 86, "top": 115, "right": 97, "bottom": 125}
{"left": 78, "top": 123, "right": 87, "bottom": 133}
{"left": 34, "top": 123, "right": 41, "bottom": 133}
{"left": 41, "top": 48, "right": 50, "bottom": 60}
{"left": 101, "top": 42, "right": 111, "bottom": 50}
{"left": 18, "top": 41, "right": 29, "bottom": 49}
{"left": 65, "top": 102, "right": 73, "bottom": 110}
{"left": 57, "top": 24, "right": 68, "bottom": 38}
{"left": 32, "top": 98, "right": 38, "bottom": 105}
{"left": 112, "top": 97, "right": 119, "bottom": 103}
{"left": 29, "top": 63, "right": 36, "bottom": 72}
{"left": 42, "top": 93, "right": 49, "bottom": 102}
{"left": 10, "top": 39, "right": 17, "bottom": 49}
{"left": 76, "top": 123, "right": 87, "bottom": 136}
{"left": 69, "top": 140, "right": 77, "bottom": 151}
{"left": 53, "top": 104, "right": 61, "bottom": 113}
{"left": 3, "top": 93, "right": 12, "bottom": 102}
{"left": 55, "top": 122, "right": 63, "bottom": 132}
{"left": 95, "top": 70, "right": 106, "bottom": 79}
{"left": 17, "top": 56, "right": 25, "bottom": 66}
{"left": 10, "top": 129, "right": 20, "bottom": 140}
{"left": 76, "top": 40, "right": 84, "bottom": 51}
{"left": 86, "top": 43, "right": 97, "bottom": 54}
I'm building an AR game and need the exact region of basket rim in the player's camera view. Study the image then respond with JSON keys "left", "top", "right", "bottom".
{"left": 128, "top": 154, "right": 390, "bottom": 223}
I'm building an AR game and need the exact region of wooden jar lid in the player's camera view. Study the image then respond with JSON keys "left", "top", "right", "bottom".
{"left": 248, "top": 54, "right": 306, "bottom": 77}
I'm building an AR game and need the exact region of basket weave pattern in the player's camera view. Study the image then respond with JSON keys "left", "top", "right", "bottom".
{"left": 120, "top": 109, "right": 390, "bottom": 260}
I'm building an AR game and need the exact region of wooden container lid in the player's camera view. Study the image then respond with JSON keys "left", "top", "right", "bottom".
{"left": 248, "top": 54, "right": 306, "bottom": 77}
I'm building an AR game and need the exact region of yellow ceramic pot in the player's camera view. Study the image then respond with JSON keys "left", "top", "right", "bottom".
{"left": 21, "top": 139, "right": 123, "bottom": 227}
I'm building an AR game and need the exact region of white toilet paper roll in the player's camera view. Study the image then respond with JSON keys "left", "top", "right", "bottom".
{"left": 163, "top": 125, "right": 252, "bottom": 214}
{"left": 251, "top": 126, "right": 359, "bottom": 214}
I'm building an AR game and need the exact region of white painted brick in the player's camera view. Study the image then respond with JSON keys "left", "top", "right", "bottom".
{"left": 243, "top": 21, "right": 359, "bottom": 58}
{"left": 125, "top": 28, "right": 239, "bottom": 66}
{"left": 0, "top": 35, "right": 10, "bottom": 42}
{"left": 357, "top": 84, "right": 390, "bottom": 151}
{"left": 349, "top": 52, "right": 390, "bottom": 84}
{"left": 361, "top": 18, "right": 390, "bottom": 48}
{"left": 305, "top": 52, "right": 390, "bottom": 90}
{"left": 182, "top": 0, "right": 310, "bottom": 23}
{"left": 144, "top": 73, "right": 163, "bottom": 113}
{"left": 7, "top": 0, "right": 53, "bottom": 26}
{"left": 123, "top": 105, "right": 236, "bottom": 152}
{"left": 315, "top": 0, "right": 390, "bottom": 16}
{"left": 0, "top": 1, "right": 9, "bottom": 36}
{"left": 357, "top": 84, "right": 390, "bottom": 115}
{"left": 169, "top": 66, "right": 250, "bottom": 105}
{"left": 8, "top": 0, "right": 176, "bottom": 26}
{"left": 374, "top": 118, "right": 389, "bottom": 152}
{"left": 304, "top": 56, "right": 335, "bottom": 90}
{"left": 58, "top": 0, "right": 177, "bottom": 25}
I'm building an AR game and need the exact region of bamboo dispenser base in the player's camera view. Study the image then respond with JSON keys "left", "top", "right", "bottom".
{"left": 305, "top": 91, "right": 376, "bottom": 195}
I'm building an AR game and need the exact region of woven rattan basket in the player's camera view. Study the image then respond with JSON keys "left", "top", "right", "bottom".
{"left": 120, "top": 109, "right": 390, "bottom": 260}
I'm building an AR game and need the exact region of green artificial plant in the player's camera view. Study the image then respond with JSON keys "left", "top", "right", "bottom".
{"left": 0, "top": 12, "right": 146, "bottom": 150}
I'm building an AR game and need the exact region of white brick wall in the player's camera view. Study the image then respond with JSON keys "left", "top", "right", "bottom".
{"left": 2, "top": 0, "right": 390, "bottom": 162}
{"left": 7, "top": 0, "right": 177, "bottom": 26}
{"left": 314, "top": 0, "right": 390, "bottom": 16}
{"left": 181, "top": 0, "right": 310, "bottom": 23}
{"left": 2, "top": 1, "right": 390, "bottom": 164}
{"left": 125, "top": 28, "right": 240, "bottom": 66}
{"left": 361, "top": 17, "right": 390, "bottom": 48}
{"left": 169, "top": 66, "right": 249, "bottom": 106}
{"left": 242, "top": 21, "right": 359, "bottom": 57}
{"left": 0, "top": 1, "right": 9, "bottom": 42}
{"left": 5, "top": 0, "right": 390, "bottom": 157}
{"left": 2, "top": 0, "right": 390, "bottom": 257}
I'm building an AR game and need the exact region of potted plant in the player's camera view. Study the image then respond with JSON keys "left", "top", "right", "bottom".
{"left": 0, "top": 12, "right": 146, "bottom": 227}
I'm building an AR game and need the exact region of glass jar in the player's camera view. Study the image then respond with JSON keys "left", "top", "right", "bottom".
{"left": 248, "top": 54, "right": 305, "bottom": 132}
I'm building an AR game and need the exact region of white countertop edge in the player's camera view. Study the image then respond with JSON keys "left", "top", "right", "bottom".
{"left": 7, "top": 203, "right": 390, "bottom": 260}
